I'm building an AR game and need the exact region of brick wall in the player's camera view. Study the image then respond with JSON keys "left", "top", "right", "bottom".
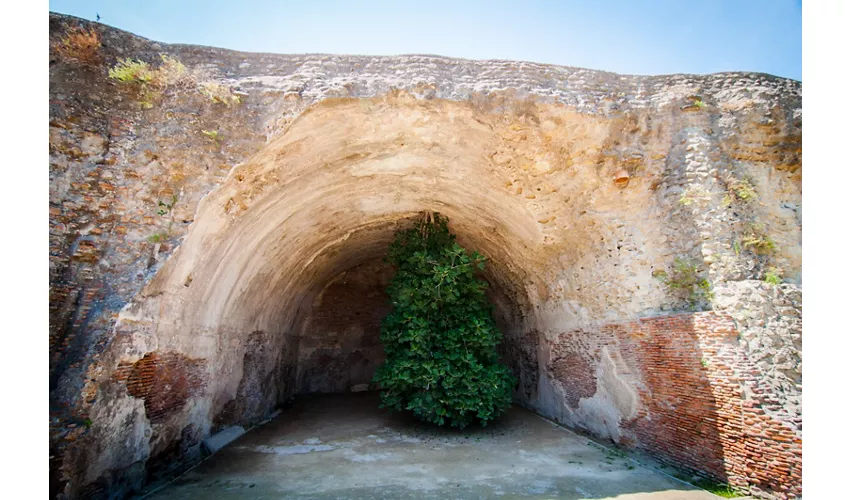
{"left": 113, "top": 352, "right": 207, "bottom": 423}
{"left": 548, "top": 312, "right": 801, "bottom": 499}
{"left": 297, "top": 262, "right": 392, "bottom": 393}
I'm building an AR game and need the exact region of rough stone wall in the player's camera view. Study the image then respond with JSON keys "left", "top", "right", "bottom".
{"left": 539, "top": 311, "right": 802, "bottom": 499}
{"left": 296, "top": 261, "right": 392, "bottom": 393}
{"left": 713, "top": 282, "right": 803, "bottom": 431}
{"left": 48, "top": 13, "right": 801, "bottom": 500}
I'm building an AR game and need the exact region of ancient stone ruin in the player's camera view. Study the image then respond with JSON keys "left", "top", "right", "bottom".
{"left": 49, "top": 13, "right": 802, "bottom": 499}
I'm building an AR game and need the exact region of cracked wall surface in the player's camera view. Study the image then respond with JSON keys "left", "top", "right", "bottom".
{"left": 49, "top": 13, "right": 801, "bottom": 500}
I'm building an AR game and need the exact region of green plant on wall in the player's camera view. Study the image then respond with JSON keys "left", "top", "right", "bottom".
{"left": 199, "top": 82, "right": 242, "bottom": 106}
{"left": 147, "top": 231, "right": 167, "bottom": 244}
{"left": 764, "top": 267, "right": 783, "bottom": 285}
{"left": 679, "top": 185, "right": 711, "bottom": 207}
{"left": 108, "top": 58, "right": 161, "bottom": 108}
{"left": 681, "top": 94, "right": 707, "bottom": 112}
{"left": 654, "top": 258, "right": 713, "bottom": 309}
{"left": 372, "top": 213, "right": 515, "bottom": 429}
{"left": 722, "top": 175, "right": 758, "bottom": 206}
{"left": 692, "top": 478, "right": 743, "bottom": 498}
{"left": 108, "top": 58, "right": 155, "bottom": 84}
{"left": 201, "top": 129, "right": 221, "bottom": 142}
{"left": 108, "top": 53, "right": 240, "bottom": 109}
{"left": 741, "top": 224, "right": 777, "bottom": 255}
{"left": 157, "top": 194, "right": 178, "bottom": 216}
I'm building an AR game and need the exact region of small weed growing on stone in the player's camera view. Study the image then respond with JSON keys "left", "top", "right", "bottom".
{"left": 692, "top": 478, "right": 742, "bottom": 498}
{"left": 83, "top": 418, "right": 93, "bottom": 428}
{"left": 655, "top": 258, "right": 713, "bottom": 308}
{"left": 731, "top": 179, "right": 757, "bottom": 202}
{"left": 109, "top": 55, "right": 191, "bottom": 88}
{"left": 147, "top": 232, "right": 167, "bottom": 244}
{"left": 681, "top": 95, "right": 706, "bottom": 112}
{"left": 742, "top": 234, "right": 776, "bottom": 255}
{"left": 764, "top": 267, "right": 783, "bottom": 285}
{"left": 157, "top": 195, "right": 178, "bottom": 216}
{"left": 741, "top": 225, "right": 777, "bottom": 255}
{"left": 670, "top": 470, "right": 742, "bottom": 498}
{"left": 700, "top": 358, "right": 709, "bottom": 368}
{"left": 154, "top": 54, "right": 190, "bottom": 88}
{"left": 54, "top": 26, "right": 102, "bottom": 65}
{"left": 109, "top": 58, "right": 158, "bottom": 108}
{"left": 199, "top": 82, "right": 242, "bottom": 106}
{"left": 110, "top": 54, "right": 239, "bottom": 109}
{"left": 679, "top": 185, "right": 711, "bottom": 207}
{"left": 722, "top": 176, "right": 757, "bottom": 205}
{"left": 201, "top": 129, "right": 221, "bottom": 141}
{"left": 109, "top": 58, "right": 155, "bottom": 84}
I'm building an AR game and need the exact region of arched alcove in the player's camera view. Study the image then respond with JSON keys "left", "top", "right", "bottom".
{"left": 90, "top": 96, "right": 585, "bottom": 477}
{"left": 46, "top": 19, "right": 805, "bottom": 494}
{"left": 60, "top": 89, "right": 803, "bottom": 500}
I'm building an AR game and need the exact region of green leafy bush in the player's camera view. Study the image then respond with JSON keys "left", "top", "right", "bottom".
{"left": 373, "top": 213, "right": 515, "bottom": 429}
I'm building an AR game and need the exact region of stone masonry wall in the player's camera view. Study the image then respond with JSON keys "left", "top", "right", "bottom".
{"left": 296, "top": 261, "right": 392, "bottom": 394}
{"left": 542, "top": 310, "right": 802, "bottom": 499}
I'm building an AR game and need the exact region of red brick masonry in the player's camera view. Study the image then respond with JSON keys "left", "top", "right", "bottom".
{"left": 113, "top": 352, "right": 207, "bottom": 423}
{"left": 551, "top": 312, "right": 801, "bottom": 499}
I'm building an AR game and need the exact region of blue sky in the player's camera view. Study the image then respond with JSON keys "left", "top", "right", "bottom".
{"left": 49, "top": 0, "right": 802, "bottom": 80}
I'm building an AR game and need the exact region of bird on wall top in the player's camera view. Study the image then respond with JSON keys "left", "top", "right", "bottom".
{"left": 96, "top": 13, "right": 101, "bottom": 22}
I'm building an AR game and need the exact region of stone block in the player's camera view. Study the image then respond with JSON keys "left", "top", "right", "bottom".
{"left": 202, "top": 426, "right": 246, "bottom": 454}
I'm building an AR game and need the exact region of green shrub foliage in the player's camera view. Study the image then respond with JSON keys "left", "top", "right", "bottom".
{"left": 373, "top": 213, "right": 515, "bottom": 429}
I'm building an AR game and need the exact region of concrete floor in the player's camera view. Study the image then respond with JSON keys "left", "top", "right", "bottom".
{"left": 149, "top": 393, "right": 720, "bottom": 499}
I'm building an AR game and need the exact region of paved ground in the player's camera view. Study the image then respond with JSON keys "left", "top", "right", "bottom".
{"left": 148, "top": 393, "right": 719, "bottom": 499}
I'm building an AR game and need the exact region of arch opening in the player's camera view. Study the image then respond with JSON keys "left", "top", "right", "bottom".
{"left": 45, "top": 33, "right": 805, "bottom": 496}
{"left": 89, "top": 94, "right": 677, "bottom": 481}
{"left": 203, "top": 212, "right": 542, "bottom": 430}
{"left": 287, "top": 219, "right": 536, "bottom": 402}
{"left": 99, "top": 94, "right": 665, "bottom": 448}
